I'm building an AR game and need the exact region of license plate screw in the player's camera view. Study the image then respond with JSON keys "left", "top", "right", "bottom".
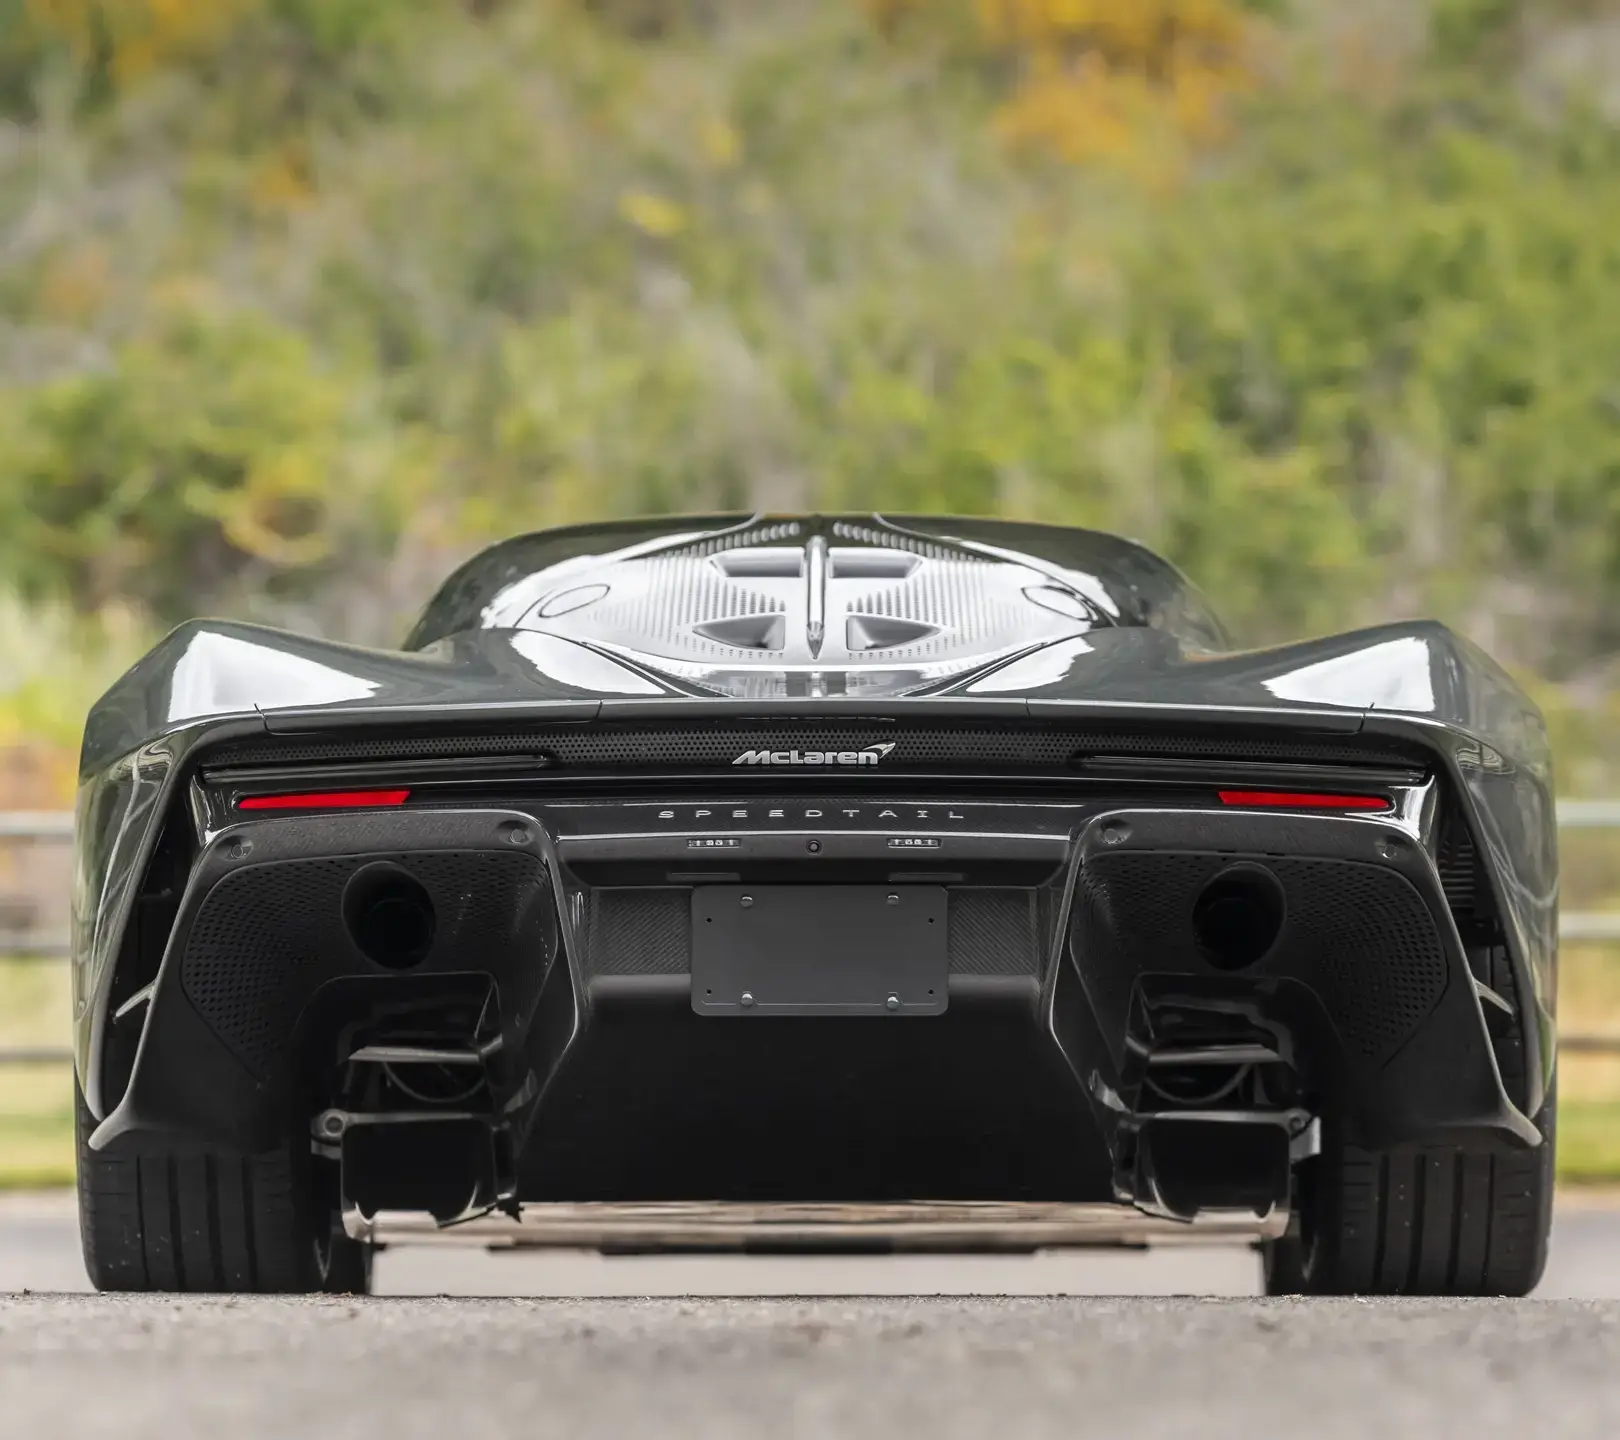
{"left": 886, "top": 995, "right": 900, "bottom": 1011}
{"left": 740, "top": 895, "right": 754, "bottom": 908}
{"left": 741, "top": 992, "right": 756, "bottom": 1007}
{"left": 886, "top": 893, "right": 899, "bottom": 905}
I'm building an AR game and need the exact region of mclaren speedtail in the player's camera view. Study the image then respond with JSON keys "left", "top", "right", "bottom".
{"left": 72, "top": 514, "right": 1557, "bottom": 1294}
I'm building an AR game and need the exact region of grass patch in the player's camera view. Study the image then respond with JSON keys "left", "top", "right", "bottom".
{"left": 0, "top": 958, "right": 74, "bottom": 1189}
{"left": 1557, "top": 1100, "right": 1620, "bottom": 1186}
{"left": 0, "top": 1071, "right": 73, "bottom": 1189}
{"left": 1554, "top": 950, "right": 1620, "bottom": 1182}
{"left": 1561, "top": 944, "right": 1620, "bottom": 1036}
{"left": 1556, "top": 943, "right": 1620, "bottom": 1183}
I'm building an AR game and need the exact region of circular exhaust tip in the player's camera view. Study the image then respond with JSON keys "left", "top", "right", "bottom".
{"left": 343, "top": 862, "right": 436, "bottom": 970}
{"left": 1192, "top": 865, "right": 1285, "bottom": 972}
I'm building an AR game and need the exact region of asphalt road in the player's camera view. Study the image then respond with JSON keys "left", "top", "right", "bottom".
{"left": 5, "top": 1196, "right": 1620, "bottom": 1438}
{"left": 5, "top": 1292, "right": 1620, "bottom": 1439}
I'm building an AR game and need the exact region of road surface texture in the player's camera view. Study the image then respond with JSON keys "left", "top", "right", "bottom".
{"left": 4, "top": 1195, "right": 1620, "bottom": 1439}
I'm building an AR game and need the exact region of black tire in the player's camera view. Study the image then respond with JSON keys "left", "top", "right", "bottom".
{"left": 1267, "top": 933, "right": 1554, "bottom": 1297}
{"left": 75, "top": 1084, "right": 373, "bottom": 1294}
{"left": 1262, "top": 1095, "right": 1555, "bottom": 1297}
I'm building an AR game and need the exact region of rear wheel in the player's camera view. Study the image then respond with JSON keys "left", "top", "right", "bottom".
{"left": 1267, "top": 931, "right": 1554, "bottom": 1297}
{"left": 1263, "top": 1095, "right": 1554, "bottom": 1297}
{"left": 75, "top": 1084, "right": 373, "bottom": 1294}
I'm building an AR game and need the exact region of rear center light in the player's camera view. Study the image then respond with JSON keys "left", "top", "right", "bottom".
{"left": 237, "top": 789, "right": 411, "bottom": 812}
{"left": 1217, "top": 790, "right": 1392, "bottom": 813}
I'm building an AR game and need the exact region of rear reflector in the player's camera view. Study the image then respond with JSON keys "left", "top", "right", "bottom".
{"left": 1218, "top": 790, "right": 1391, "bottom": 812}
{"left": 238, "top": 790, "right": 411, "bottom": 812}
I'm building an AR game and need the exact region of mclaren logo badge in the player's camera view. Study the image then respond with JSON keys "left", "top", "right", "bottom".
{"left": 732, "top": 742, "right": 897, "bottom": 767}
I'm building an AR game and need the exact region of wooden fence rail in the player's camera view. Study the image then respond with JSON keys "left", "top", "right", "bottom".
{"left": 6, "top": 806, "right": 1620, "bottom": 1064}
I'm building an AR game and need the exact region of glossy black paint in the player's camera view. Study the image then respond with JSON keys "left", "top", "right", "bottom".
{"left": 73, "top": 513, "right": 1557, "bottom": 1130}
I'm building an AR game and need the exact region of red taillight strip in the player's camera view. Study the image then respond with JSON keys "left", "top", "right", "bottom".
{"left": 1218, "top": 790, "right": 1392, "bottom": 812}
{"left": 237, "top": 790, "right": 411, "bottom": 811}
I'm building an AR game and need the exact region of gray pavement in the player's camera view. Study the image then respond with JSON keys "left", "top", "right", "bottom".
{"left": 5, "top": 1195, "right": 1620, "bottom": 1438}
{"left": 4, "top": 1291, "right": 1620, "bottom": 1439}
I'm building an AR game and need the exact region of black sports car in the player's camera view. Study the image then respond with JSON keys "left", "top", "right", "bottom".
{"left": 72, "top": 514, "right": 1556, "bottom": 1295}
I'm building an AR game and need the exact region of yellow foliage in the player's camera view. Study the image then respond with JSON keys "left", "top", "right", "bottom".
{"left": 979, "top": 0, "right": 1250, "bottom": 58}
{"left": 249, "top": 142, "right": 317, "bottom": 213}
{"left": 206, "top": 453, "right": 337, "bottom": 569}
{"left": 37, "top": 244, "right": 111, "bottom": 322}
{"left": 997, "top": 49, "right": 1150, "bottom": 165}
{"left": 865, "top": 0, "right": 1265, "bottom": 174}
{"left": 618, "top": 189, "right": 687, "bottom": 237}
{"left": 990, "top": 0, "right": 1261, "bottom": 173}
{"left": 859, "top": 0, "right": 934, "bottom": 37}
{"left": 0, "top": 590, "right": 147, "bottom": 768}
{"left": 699, "top": 116, "right": 742, "bottom": 169}
{"left": 26, "top": 0, "right": 259, "bottom": 84}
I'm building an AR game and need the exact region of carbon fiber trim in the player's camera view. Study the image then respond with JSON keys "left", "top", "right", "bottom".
{"left": 204, "top": 723, "right": 1423, "bottom": 773}
{"left": 948, "top": 890, "right": 1040, "bottom": 976}
{"left": 582, "top": 890, "right": 690, "bottom": 976}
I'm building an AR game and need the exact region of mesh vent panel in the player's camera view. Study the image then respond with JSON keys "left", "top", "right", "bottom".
{"left": 1078, "top": 854, "right": 1221, "bottom": 946}
{"left": 1078, "top": 851, "right": 1449, "bottom": 1065}
{"left": 1072, "top": 733, "right": 1414, "bottom": 764}
{"left": 180, "top": 858, "right": 355, "bottom": 1081}
{"left": 1272, "top": 857, "right": 1450, "bottom": 1061}
{"left": 180, "top": 849, "right": 549, "bottom": 1079}
{"left": 209, "top": 733, "right": 566, "bottom": 766}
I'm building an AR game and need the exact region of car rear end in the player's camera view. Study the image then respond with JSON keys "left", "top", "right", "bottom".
{"left": 73, "top": 705, "right": 1550, "bottom": 1292}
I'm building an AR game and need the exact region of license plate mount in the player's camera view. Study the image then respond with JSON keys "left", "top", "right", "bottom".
{"left": 691, "top": 886, "right": 948, "bottom": 1017}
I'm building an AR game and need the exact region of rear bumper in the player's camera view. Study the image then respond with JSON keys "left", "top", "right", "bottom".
{"left": 93, "top": 784, "right": 1540, "bottom": 1212}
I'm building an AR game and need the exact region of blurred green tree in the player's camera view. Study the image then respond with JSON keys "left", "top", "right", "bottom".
{"left": 0, "top": 0, "right": 1618, "bottom": 681}
{"left": 0, "top": 299, "right": 418, "bottom": 620}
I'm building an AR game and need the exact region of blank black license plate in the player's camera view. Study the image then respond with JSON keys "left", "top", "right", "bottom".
{"left": 691, "top": 886, "right": 948, "bottom": 1017}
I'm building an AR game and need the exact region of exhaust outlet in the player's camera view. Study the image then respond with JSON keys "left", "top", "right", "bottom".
{"left": 1191, "top": 864, "right": 1285, "bottom": 971}
{"left": 342, "top": 862, "right": 436, "bottom": 970}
